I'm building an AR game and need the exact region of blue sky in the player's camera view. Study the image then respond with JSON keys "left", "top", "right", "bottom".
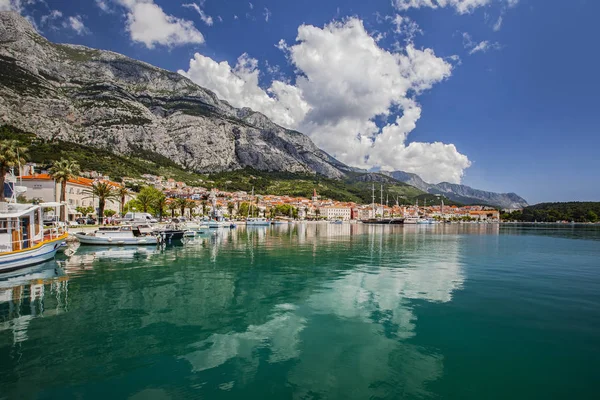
{"left": 4, "top": 0, "right": 600, "bottom": 204}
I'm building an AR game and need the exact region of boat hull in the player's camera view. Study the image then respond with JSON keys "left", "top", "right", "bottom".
{"left": 0, "top": 235, "right": 67, "bottom": 273}
{"left": 74, "top": 233, "right": 158, "bottom": 246}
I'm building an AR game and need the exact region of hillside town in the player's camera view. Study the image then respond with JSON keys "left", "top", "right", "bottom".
{"left": 16, "top": 165, "right": 502, "bottom": 223}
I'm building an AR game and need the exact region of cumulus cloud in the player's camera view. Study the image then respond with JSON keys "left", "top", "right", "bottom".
{"left": 179, "top": 18, "right": 471, "bottom": 183}
{"left": 183, "top": 2, "right": 213, "bottom": 26}
{"left": 116, "top": 0, "right": 204, "bottom": 48}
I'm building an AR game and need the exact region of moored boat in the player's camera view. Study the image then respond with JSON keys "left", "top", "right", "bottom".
{"left": 246, "top": 217, "right": 271, "bottom": 226}
{"left": 0, "top": 202, "right": 68, "bottom": 273}
{"left": 74, "top": 225, "right": 158, "bottom": 245}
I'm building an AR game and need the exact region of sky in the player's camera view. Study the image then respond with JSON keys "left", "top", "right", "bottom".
{"left": 1, "top": 0, "right": 599, "bottom": 204}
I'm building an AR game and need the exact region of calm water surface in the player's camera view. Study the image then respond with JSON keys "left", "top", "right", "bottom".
{"left": 1, "top": 224, "right": 599, "bottom": 399}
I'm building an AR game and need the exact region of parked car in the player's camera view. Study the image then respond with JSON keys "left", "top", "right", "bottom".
{"left": 76, "top": 217, "right": 97, "bottom": 225}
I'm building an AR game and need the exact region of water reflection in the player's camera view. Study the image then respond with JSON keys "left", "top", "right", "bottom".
{"left": 0, "top": 261, "right": 69, "bottom": 346}
{"left": 175, "top": 224, "right": 465, "bottom": 398}
{"left": 0, "top": 223, "right": 500, "bottom": 398}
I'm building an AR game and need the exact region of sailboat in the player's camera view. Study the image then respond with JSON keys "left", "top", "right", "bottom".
{"left": 246, "top": 187, "right": 270, "bottom": 226}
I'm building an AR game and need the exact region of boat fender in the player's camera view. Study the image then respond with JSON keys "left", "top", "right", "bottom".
{"left": 108, "top": 238, "right": 112, "bottom": 242}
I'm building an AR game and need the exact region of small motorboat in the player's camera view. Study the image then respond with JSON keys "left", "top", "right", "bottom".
{"left": 74, "top": 225, "right": 158, "bottom": 245}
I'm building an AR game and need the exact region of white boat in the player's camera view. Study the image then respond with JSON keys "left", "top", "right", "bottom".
{"left": 74, "top": 225, "right": 158, "bottom": 245}
{"left": 246, "top": 217, "right": 271, "bottom": 226}
{"left": 0, "top": 202, "right": 68, "bottom": 273}
{"left": 404, "top": 217, "right": 419, "bottom": 224}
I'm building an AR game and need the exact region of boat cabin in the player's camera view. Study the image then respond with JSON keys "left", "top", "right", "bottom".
{"left": 94, "top": 225, "right": 148, "bottom": 238}
{"left": 0, "top": 202, "right": 67, "bottom": 253}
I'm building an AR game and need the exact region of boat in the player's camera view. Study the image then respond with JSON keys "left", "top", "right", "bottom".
{"left": 403, "top": 217, "right": 419, "bottom": 225}
{"left": 155, "top": 224, "right": 186, "bottom": 243}
{"left": 74, "top": 225, "right": 158, "bottom": 245}
{"left": 246, "top": 217, "right": 271, "bottom": 226}
{"left": 417, "top": 218, "right": 430, "bottom": 225}
{"left": 361, "top": 218, "right": 404, "bottom": 225}
{"left": 331, "top": 220, "right": 344, "bottom": 225}
{"left": 0, "top": 202, "right": 68, "bottom": 273}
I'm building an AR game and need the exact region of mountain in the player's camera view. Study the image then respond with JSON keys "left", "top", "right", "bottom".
{"left": 0, "top": 11, "right": 348, "bottom": 179}
{"left": 386, "top": 171, "right": 528, "bottom": 209}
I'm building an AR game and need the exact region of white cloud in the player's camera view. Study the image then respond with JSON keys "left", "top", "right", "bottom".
{"left": 393, "top": 0, "right": 491, "bottom": 14}
{"left": 40, "top": 9, "right": 62, "bottom": 25}
{"left": 391, "top": 14, "right": 422, "bottom": 42}
{"left": 63, "top": 15, "right": 88, "bottom": 35}
{"left": 492, "top": 15, "right": 503, "bottom": 31}
{"left": 183, "top": 2, "right": 213, "bottom": 26}
{"left": 264, "top": 7, "right": 271, "bottom": 22}
{"left": 95, "top": 0, "right": 112, "bottom": 13}
{"left": 248, "top": 2, "right": 253, "bottom": 10}
{"left": 116, "top": 0, "right": 204, "bottom": 48}
{"left": 180, "top": 18, "right": 470, "bottom": 183}
{"left": 393, "top": 0, "right": 519, "bottom": 14}
{"left": 462, "top": 32, "right": 501, "bottom": 54}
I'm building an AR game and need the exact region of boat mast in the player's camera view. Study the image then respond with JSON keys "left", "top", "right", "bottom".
{"left": 380, "top": 185, "right": 383, "bottom": 218}
{"left": 372, "top": 184, "right": 375, "bottom": 218}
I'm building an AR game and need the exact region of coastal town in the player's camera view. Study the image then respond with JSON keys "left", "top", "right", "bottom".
{"left": 16, "top": 165, "right": 502, "bottom": 223}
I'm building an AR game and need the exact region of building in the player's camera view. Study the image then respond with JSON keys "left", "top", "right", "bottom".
{"left": 19, "top": 174, "right": 131, "bottom": 219}
{"left": 319, "top": 206, "right": 352, "bottom": 221}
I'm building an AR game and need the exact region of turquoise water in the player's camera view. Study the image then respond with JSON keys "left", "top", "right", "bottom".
{"left": 1, "top": 224, "right": 599, "bottom": 399}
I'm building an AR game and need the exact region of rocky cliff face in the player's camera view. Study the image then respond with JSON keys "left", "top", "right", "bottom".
{"left": 385, "top": 171, "right": 528, "bottom": 209}
{"left": 0, "top": 12, "right": 347, "bottom": 178}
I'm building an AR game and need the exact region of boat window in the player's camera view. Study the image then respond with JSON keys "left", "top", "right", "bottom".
{"left": 121, "top": 226, "right": 132, "bottom": 231}
{"left": 0, "top": 220, "right": 7, "bottom": 234}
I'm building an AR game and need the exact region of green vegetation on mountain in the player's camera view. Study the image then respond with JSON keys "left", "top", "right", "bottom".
{"left": 1, "top": 124, "right": 462, "bottom": 205}
{"left": 502, "top": 202, "right": 600, "bottom": 223}
{"left": 0, "top": 125, "right": 205, "bottom": 185}
{"left": 207, "top": 169, "right": 460, "bottom": 205}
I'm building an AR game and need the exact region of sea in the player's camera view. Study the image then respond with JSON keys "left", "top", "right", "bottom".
{"left": 1, "top": 223, "right": 599, "bottom": 399}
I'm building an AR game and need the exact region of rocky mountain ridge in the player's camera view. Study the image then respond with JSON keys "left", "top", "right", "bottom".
{"left": 385, "top": 171, "right": 528, "bottom": 209}
{"left": 0, "top": 11, "right": 347, "bottom": 178}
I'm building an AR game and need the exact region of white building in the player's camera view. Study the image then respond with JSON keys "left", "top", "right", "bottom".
{"left": 319, "top": 206, "right": 352, "bottom": 221}
{"left": 19, "top": 174, "right": 131, "bottom": 219}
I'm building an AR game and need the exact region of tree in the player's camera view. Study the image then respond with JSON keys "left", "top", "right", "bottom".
{"left": 104, "top": 209, "right": 117, "bottom": 218}
{"left": 83, "top": 182, "right": 117, "bottom": 225}
{"left": 201, "top": 200, "right": 208, "bottom": 216}
{"left": 115, "top": 186, "right": 130, "bottom": 217}
{"left": 168, "top": 199, "right": 178, "bottom": 218}
{"left": 587, "top": 210, "right": 598, "bottom": 223}
{"left": 49, "top": 158, "right": 80, "bottom": 221}
{"left": 176, "top": 197, "right": 188, "bottom": 217}
{"left": 153, "top": 194, "right": 168, "bottom": 222}
{"left": 227, "top": 202, "right": 235, "bottom": 217}
{"left": 0, "top": 140, "right": 28, "bottom": 203}
{"left": 135, "top": 186, "right": 162, "bottom": 213}
{"left": 186, "top": 199, "right": 196, "bottom": 218}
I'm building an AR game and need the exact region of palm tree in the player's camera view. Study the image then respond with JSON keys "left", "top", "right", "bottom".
{"left": 83, "top": 182, "right": 117, "bottom": 225}
{"left": 201, "top": 200, "right": 208, "bottom": 217}
{"left": 153, "top": 194, "right": 168, "bottom": 222}
{"left": 136, "top": 189, "right": 154, "bottom": 213}
{"left": 0, "top": 140, "right": 28, "bottom": 202}
{"left": 227, "top": 202, "right": 235, "bottom": 218}
{"left": 186, "top": 199, "right": 196, "bottom": 218}
{"left": 176, "top": 197, "right": 188, "bottom": 217}
{"left": 49, "top": 158, "right": 79, "bottom": 221}
{"left": 115, "top": 186, "right": 130, "bottom": 217}
{"left": 168, "top": 200, "right": 178, "bottom": 218}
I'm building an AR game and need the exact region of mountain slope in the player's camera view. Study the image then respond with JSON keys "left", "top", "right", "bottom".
{"left": 0, "top": 11, "right": 346, "bottom": 179}
{"left": 386, "top": 171, "right": 528, "bottom": 209}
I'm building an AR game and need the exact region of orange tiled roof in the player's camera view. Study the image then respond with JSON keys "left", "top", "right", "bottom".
{"left": 20, "top": 174, "right": 122, "bottom": 188}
